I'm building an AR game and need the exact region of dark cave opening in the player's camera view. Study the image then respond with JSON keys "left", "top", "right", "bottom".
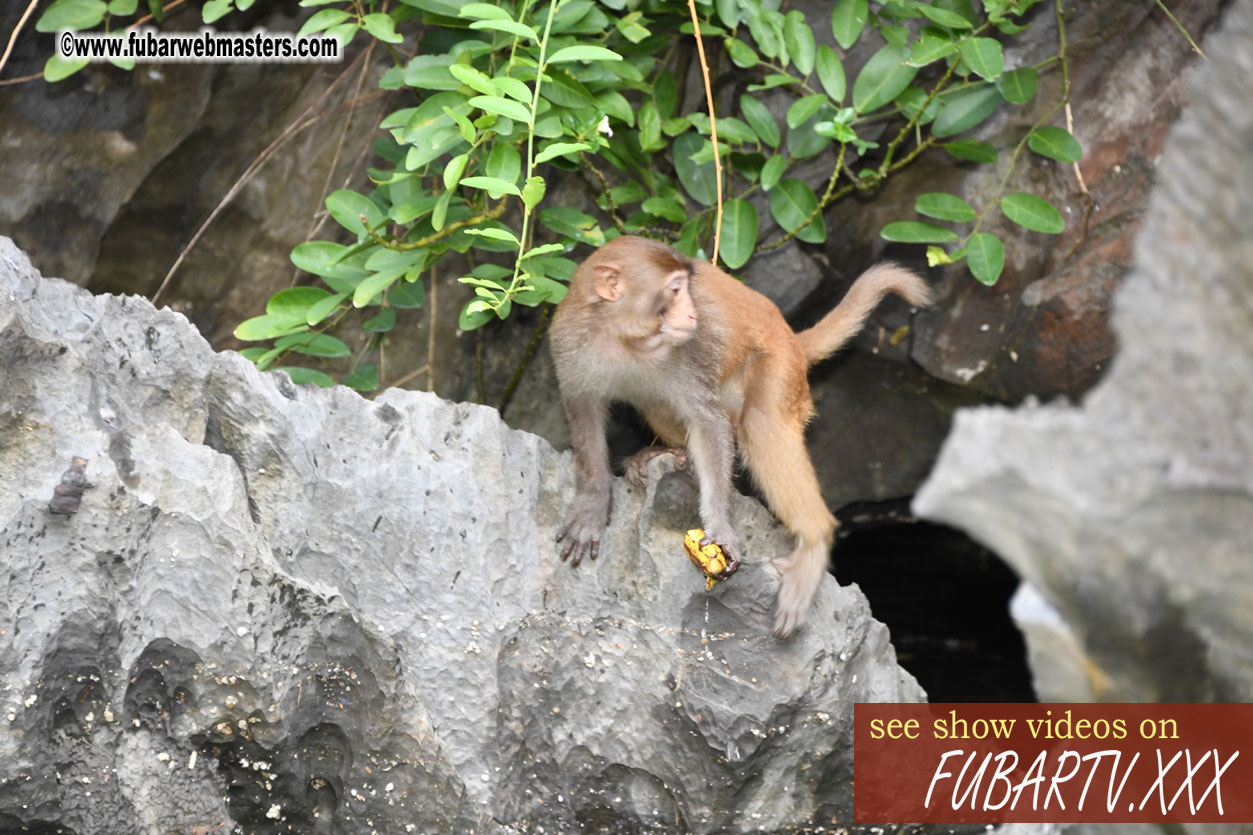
{"left": 833, "top": 500, "right": 1036, "bottom": 703}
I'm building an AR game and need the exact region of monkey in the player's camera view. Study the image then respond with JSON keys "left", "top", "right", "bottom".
{"left": 550, "top": 235, "right": 932, "bottom": 636}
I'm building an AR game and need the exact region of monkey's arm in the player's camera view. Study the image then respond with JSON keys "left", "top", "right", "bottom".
{"left": 557, "top": 396, "right": 612, "bottom": 567}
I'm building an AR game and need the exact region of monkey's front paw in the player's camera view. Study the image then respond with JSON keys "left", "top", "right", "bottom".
{"left": 692, "top": 529, "right": 742, "bottom": 580}
{"left": 624, "top": 447, "right": 689, "bottom": 489}
{"left": 556, "top": 508, "right": 608, "bottom": 568}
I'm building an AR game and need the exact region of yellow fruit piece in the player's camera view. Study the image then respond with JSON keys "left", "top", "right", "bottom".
{"left": 684, "top": 528, "right": 728, "bottom": 590}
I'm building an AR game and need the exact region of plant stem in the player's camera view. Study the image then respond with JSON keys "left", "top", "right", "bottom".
{"left": 495, "top": 0, "right": 561, "bottom": 312}
{"left": 687, "top": 0, "right": 723, "bottom": 265}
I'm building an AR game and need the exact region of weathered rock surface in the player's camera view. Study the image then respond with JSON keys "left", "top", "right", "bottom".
{"left": 0, "top": 236, "right": 922, "bottom": 833}
{"left": 915, "top": 0, "right": 1253, "bottom": 703}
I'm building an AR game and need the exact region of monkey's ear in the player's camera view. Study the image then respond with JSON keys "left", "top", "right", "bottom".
{"left": 593, "top": 263, "right": 624, "bottom": 301}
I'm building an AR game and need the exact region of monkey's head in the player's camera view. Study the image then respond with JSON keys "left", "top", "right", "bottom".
{"left": 581, "top": 236, "right": 698, "bottom": 352}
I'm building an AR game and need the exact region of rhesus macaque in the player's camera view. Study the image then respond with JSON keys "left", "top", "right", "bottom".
{"left": 550, "top": 236, "right": 932, "bottom": 636}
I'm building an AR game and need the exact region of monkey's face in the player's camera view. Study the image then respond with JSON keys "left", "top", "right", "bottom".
{"left": 648, "top": 269, "right": 698, "bottom": 348}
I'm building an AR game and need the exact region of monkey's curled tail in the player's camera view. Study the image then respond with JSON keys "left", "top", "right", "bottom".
{"left": 795, "top": 263, "right": 933, "bottom": 366}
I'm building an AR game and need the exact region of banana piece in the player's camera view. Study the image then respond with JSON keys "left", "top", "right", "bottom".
{"left": 684, "top": 528, "right": 734, "bottom": 590}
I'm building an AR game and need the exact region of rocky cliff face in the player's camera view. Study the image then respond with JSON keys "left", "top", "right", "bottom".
{"left": 0, "top": 237, "right": 921, "bottom": 833}
{"left": 916, "top": 0, "right": 1253, "bottom": 704}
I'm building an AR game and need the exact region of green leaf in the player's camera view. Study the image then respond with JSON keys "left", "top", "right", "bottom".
{"left": 326, "top": 190, "right": 385, "bottom": 237}
{"left": 716, "top": 116, "right": 758, "bottom": 146}
{"left": 852, "top": 44, "right": 918, "bottom": 114}
{"left": 468, "top": 19, "right": 539, "bottom": 40}
{"left": 934, "top": 0, "right": 979, "bottom": 24}
{"left": 909, "top": 33, "right": 957, "bottom": 67}
{"left": 443, "top": 153, "right": 469, "bottom": 190}
{"left": 147, "top": 0, "right": 162, "bottom": 22}
{"left": 389, "top": 279, "right": 425, "bottom": 308}
{"left": 880, "top": 24, "right": 909, "bottom": 46}
{"left": 521, "top": 175, "right": 546, "bottom": 209}
{"left": 468, "top": 95, "right": 531, "bottom": 123}
{"left": 299, "top": 8, "right": 351, "bottom": 35}
{"left": 522, "top": 242, "right": 566, "bottom": 260}
{"left": 719, "top": 200, "right": 758, "bottom": 270}
{"left": 235, "top": 313, "right": 309, "bottom": 341}
{"left": 290, "top": 242, "right": 370, "bottom": 283}
{"left": 539, "top": 206, "right": 605, "bottom": 245}
{"left": 784, "top": 11, "right": 815, "bottom": 76}
{"left": 915, "top": 4, "right": 972, "bottom": 28}
{"left": 815, "top": 45, "right": 846, "bottom": 103}
{"left": 464, "top": 227, "right": 520, "bottom": 246}
{"left": 307, "top": 291, "right": 350, "bottom": 325}
{"left": 715, "top": 0, "right": 739, "bottom": 28}
{"left": 615, "top": 11, "right": 650, "bottom": 43}
{"left": 916, "top": 192, "right": 976, "bottom": 223}
{"left": 638, "top": 102, "right": 664, "bottom": 152}
{"left": 769, "top": 178, "right": 825, "bottom": 244}
{"left": 458, "top": 2, "right": 512, "bottom": 20}
{"left": 276, "top": 333, "right": 353, "bottom": 357}
{"left": 353, "top": 269, "right": 404, "bottom": 308}
{"left": 37, "top": 0, "right": 107, "bottom": 32}
{"left": 275, "top": 367, "right": 336, "bottom": 388}
{"left": 43, "top": 54, "right": 89, "bottom": 83}
{"left": 831, "top": 0, "right": 868, "bottom": 50}
{"left": 449, "top": 63, "right": 498, "bottom": 96}
{"left": 459, "top": 299, "right": 496, "bottom": 330}
{"left": 546, "top": 45, "right": 624, "bottom": 64}
{"left": 673, "top": 132, "right": 717, "bottom": 207}
{"left": 654, "top": 70, "right": 678, "bottom": 119}
{"left": 362, "top": 308, "right": 397, "bottom": 333}
{"left": 444, "top": 105, "right": 476, "bottom": 144}
{"left": 432, "top": 190, "right": 453, "bottom": 231}
{"left": 343, "top": 364, "right": 380, "bottom": 391}
{"left": 760, "top": 155, "right": 787, "bottom": 191}
{"left": 966, "top": 233, "right": 1004, "bottom": 285}
{"left": 739, "top": 95, "right": 780, "bottom": 149}
{"left": 998, "top": 67, "right": 1038, "bottom": 104}
{"left": 595, "top": 90, "right": 634, "bottom": 127}
{"left": 1028, "top": 126, "right": 1083, "bottom": 163}
{"left": 895, "top": 87, "right": 941, "bottom": 124}
{"left": 880, "top": 221, "right": 959, "bottom": 243}
{"left": 1000, "top": 193, "right": 1065, "bottom": 234}
{"left": 107, "top": 0, "right": 137, "bottom": 13}
{"left": 932, "top": 84, "right": 1003, "bottom": 138}
{"left": 942, "top": 138, "right": 998, "bottom": 163}
{"left": 747, "top": 73, "right": 795, "bottom": 93}
{"left": 786, "top": 95, "right": 827, "bottom": 130}
{"left": 492, "top": 75, "right": 532, "bottom": 103}
{"left": 362, "top": 12, "right": 403, "bottom": 43}
{"left": 959, "top": 37, "right": 1004, "bottom": 81}
{"left": 201, "top": 0, "right": 231, "bottom": 23}
{"left": 535, "top": 142, "right": 591, "bottom": 164}
{"left": 725, "top": 37, "right": 759, "bottom": 69}
{"left": 641, "top": 196, "right": 686, "bottom": 223}
{"left": 485, "top": 142, "right": 521, "bottom": 196}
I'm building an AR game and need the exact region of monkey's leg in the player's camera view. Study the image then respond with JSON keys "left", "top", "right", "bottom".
{"left": 737, "top": 402, "right": 837, "bottom": 637}
{"left": 682, "top": 403, "right": 741, "bottom": 563}
{"left": 557, "top": 396, "right": 613, "bottom": 567}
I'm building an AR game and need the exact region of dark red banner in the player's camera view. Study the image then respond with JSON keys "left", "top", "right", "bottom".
{"left": 855, "top": 703, "right": 1253, "bottom": 823}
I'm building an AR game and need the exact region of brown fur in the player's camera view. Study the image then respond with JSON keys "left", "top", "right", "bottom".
{"left": 551, "top": 236, "right": 932, "bottom": 636}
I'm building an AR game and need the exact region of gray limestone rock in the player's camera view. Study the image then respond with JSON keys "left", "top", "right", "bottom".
{"left": 0, "top": 236, "right": 921, "bottom": 833}
{"left": 914, "top": 0, "right": 1253, "bottom": 703}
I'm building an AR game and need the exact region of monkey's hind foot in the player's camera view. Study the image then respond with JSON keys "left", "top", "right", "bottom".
{"left": 624, "top": 446, "right": 689, "bottom": 489}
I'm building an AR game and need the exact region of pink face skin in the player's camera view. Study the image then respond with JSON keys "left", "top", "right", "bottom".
{"left": 592, "top": 262, "right": 698, "bottom": 354}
